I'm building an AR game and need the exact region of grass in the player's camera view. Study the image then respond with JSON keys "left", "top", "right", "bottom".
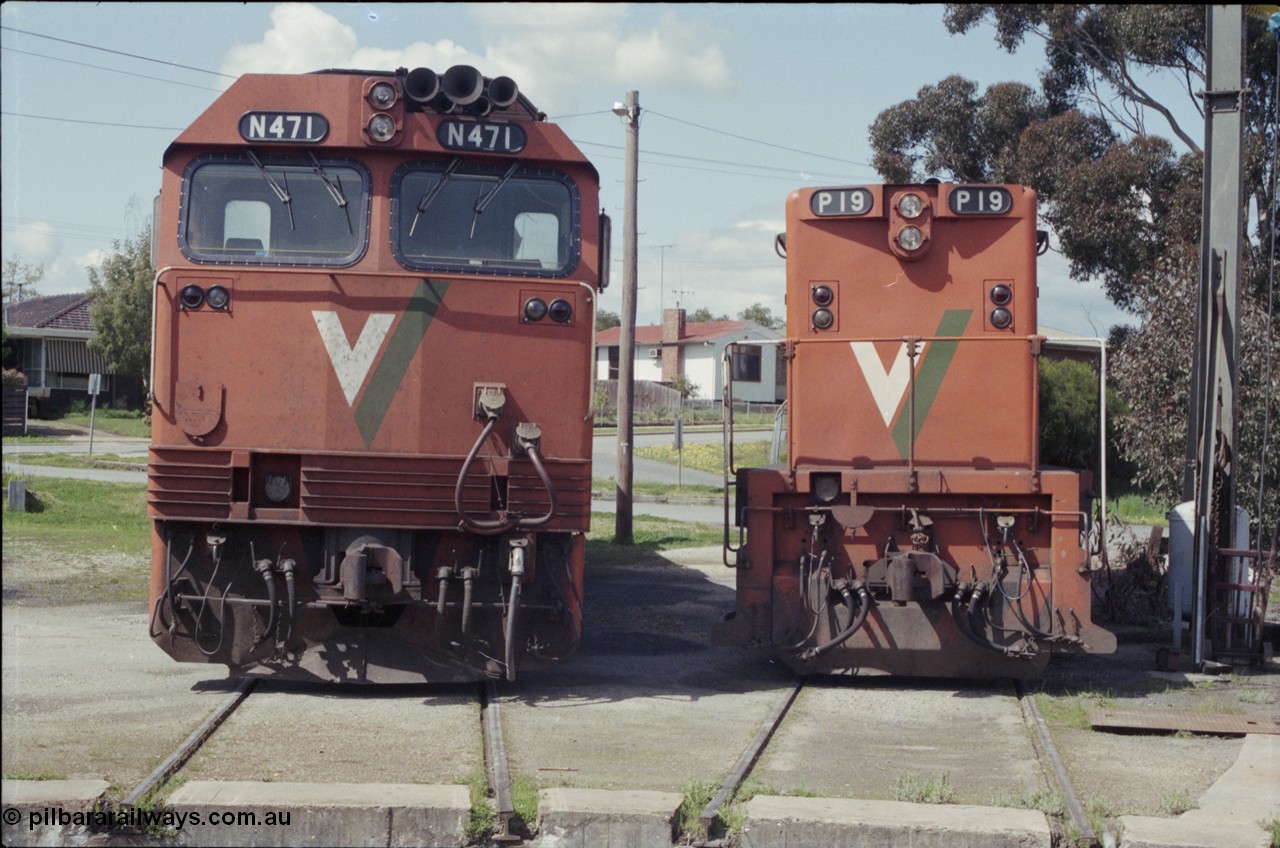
{"left": 2, "top": 473, "right": 151, "bottom": 605}
{"left": 1108, "top": 493, "right": 1170, "bottom": 526}
{"left": 585, "top": 512, "right": 723, "bottom": 566}
{"left": 635, "top": 440, "right": 779, "bottom": 475}
{"left": 7, "top": 452, "right": 144, "bottom": 469}
{"left": 48, "top": 408, "right": 151, "bottom": 439}
{"left": 592, "top": 477, "right": 722, "bottom": 499}
{"left": 2, "top": 473, "right": 149, "bottom": 557}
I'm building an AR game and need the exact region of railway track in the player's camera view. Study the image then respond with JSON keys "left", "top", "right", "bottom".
{"left": 118, "top": 677, "right": 523, "bottom": 843}
{"left": 695, "top": 677, "right": 1102, "bottom": 847}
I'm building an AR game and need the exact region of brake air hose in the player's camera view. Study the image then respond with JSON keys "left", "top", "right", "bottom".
{"left": 800, "top": 581, "right": 870, "bottom": 660}
{"left": 456, "top": 414, "right": 520, "bottom": 535}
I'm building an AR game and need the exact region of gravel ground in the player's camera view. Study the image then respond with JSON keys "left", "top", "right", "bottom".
{"left": 2, "top": 539, "right": 1276, "bottom": 834}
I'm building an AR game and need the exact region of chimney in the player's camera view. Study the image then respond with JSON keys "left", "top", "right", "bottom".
{"left": 660, "top": 308, "right": 685, "bottom": 383}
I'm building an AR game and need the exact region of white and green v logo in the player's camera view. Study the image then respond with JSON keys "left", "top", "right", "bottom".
{"left": 850, "top": 310, "right": 970, "bottom": 460}
{"left": 313, "top": 279, "right": 450, "bottom": 448}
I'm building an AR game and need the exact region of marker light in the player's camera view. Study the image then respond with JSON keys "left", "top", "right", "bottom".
{"left": 990, "top": 307, "right": 1013, "bottom": 329}
{"left": 811, "top": 285, "right": 834, "bottom": 307}
{"left": 205, "top": 285, "right": 230, "bottom": 310}
{"left": 812, "top": 308, "right": 834, "bottom": 330}
{"left": 897, "top": 226, "right": 924, "bottom": 251}
{"left": 523, "top": 297, "right": 547, "bottom": 322}
{"left": 179, "top": 285, "right": 204, "bottom": 309}
{"left": 367, "top": 113, "right": 396, "bottom": 142}
{"left": 990, "top": 284, "right": 1012, "bottom": 306}
{"left": 897, "top": 193, "right": 924, "bottom": 219}
{"left": 548, "top": 298, "right": 573, "bottom": 323}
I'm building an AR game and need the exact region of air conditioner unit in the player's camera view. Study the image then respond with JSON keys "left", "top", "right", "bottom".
{"left": 647, "top": 349, "right": 661, "bottom": 358}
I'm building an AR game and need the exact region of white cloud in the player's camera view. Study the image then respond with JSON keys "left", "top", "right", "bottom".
{"left": 7, "top": 221, "right": 62, "bottom": 266}
{"left": 221, "top": 3, "right": 733, "bottom": 113}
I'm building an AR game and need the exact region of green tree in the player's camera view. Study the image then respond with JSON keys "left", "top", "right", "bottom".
{"left": 738, "top": 303, "right": 784, "bottom": 330}
{"left": 88, "top": 225, "right": 154, "bottom": 398}
{"left": 868, "top": 4, "right": 1279, "bottom": 530}
{"left": 595, "top": 309, "right": 621, "bottom": 331}
{"left": 690, "top": 307, "right": 729, "bottom": 323}
{"left": 870, "top": 5, "right": 1275, "bottom": 307}
{"left": 3, "top": 255, "right": 44, "bottom": 303}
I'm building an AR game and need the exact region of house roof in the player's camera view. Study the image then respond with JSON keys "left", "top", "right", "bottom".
{"left": 596, "top": 319, "right": 775, "bottom": 347}
{"left": 4, "top": 293, "right": 93, "bottom": 332}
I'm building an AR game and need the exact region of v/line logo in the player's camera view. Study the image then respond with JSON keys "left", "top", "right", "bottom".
{"left": 311, "top": 279, "right": 450, "bottom": 447}
{"left": 849, "top": 310, "right": 971, "bottom": 460}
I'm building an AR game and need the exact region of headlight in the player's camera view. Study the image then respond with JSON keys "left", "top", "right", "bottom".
{"left": 523, "top": 297, "right": 547, "bottom": 322}
{"left": 990, "top": 307, "right": 1012, "bottom": 329}
{"left": 205, "top": 285, "right": 230, "bottom": 310}
{"left": 367, "top": 113, "right": 396, "bottom": 142}
{"left": 897, "top": 226, "right": 924, "bottom": 251}
{"left": 812, "top": 308, "right": 834, "bottom": 330}
{"left": 897, "top": 193, "right": 924, "bottom": 219}
{"left": 368, "top": 81, "right": 397, "bottom": 109}
{"left": 811, "top": 285, "right": 834, "bottom": 307}
{"left": 990, "top": 284, "right": 1012, "bottom": 306}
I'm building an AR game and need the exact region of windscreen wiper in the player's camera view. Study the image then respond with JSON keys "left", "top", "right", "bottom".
{"left": 409, "top": 157, "right": 461, "bottom": 237}
{"left": 308, "top": 152, "right": 352, "bottom": 234}
{"left": 246, "top": 150, "right": 295, "bottom": 231}
{"left": 469, "top": 162, "right": 519, "bottom": 239}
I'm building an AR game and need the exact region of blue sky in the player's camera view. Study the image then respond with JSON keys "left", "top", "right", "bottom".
{"left": 1, "top": 2, "right": 1202, "bottom": 336}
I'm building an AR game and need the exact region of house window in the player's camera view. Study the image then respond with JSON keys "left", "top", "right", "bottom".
{"left": 731, "top": 345, "right": 762, "bottom": 383}
{"left": 607, "top": 346, "right": 620, "bottom": 380}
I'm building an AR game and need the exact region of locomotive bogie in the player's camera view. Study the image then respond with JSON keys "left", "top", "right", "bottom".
{"left": 149, "top": 520, "right": 584, "bottom": 684}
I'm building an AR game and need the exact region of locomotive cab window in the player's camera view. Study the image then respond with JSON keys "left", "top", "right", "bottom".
{"left": 392, "top": 162, "right": 579, "bottom": 277}
{"left": 180, "top": 154, "right": 370, "bottom": 266}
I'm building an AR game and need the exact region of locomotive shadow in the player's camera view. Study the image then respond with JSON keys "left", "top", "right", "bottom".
{"left": 503, "top": 554, "right": 794, "bottom": 707}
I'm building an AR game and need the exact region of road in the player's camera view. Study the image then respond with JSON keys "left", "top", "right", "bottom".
{"left": 3, "top": 429, "right": 767, "bottom": 524}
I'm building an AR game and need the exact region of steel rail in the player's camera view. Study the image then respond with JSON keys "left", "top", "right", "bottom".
{"left": 482, "top": 680, "right": 521, "bottom": 843}
{"left": 697, "top": 678, "right": 803, "bottom": 833}
{"left": 121, "top": 677, "right": 258, "bottom": 806}
{"left": 1015, "top": 680, "right": 1099, "bottom": 847}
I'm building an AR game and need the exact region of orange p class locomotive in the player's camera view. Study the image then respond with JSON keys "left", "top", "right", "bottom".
{"left": 147, "top": 66, "right": 606, "bottom": 683}
{"left": 718, "top": 183, "right": 1115, "bottom": 678}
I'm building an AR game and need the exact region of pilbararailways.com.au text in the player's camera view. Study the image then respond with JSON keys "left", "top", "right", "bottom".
{"left": 12, "top": 805, "right": 292, "bottom": 830}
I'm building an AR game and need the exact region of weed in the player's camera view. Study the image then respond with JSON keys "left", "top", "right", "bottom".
{"left": 464, "top": 774, "right": 494, "bottom": 842}
{"left": 677, "top": 780, "right": 717, "bottom": 843}
{"left": 892, "top": 772, "right": 956, "bottom": 804}
{"left": 989, "top": 785, "right": 1065, "bottom": 816}
{"left": 3, "top": 770, "right": 65, "bottom": 781}
{"left": 511, "top": 778, "right": 540, "bottom": 837}
{"left": 1237, "top": 689, "right": 1276, "bottom": 705}
{"left": 1154, "top": 788, "right": 1193, "bottom": 817}
{"left": 1256, "top": 816, "right": 1279, "bottom": 847}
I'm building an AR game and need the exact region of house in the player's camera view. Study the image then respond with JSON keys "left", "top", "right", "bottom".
{"left": 596, "top": 308, "right": 785, "bottom": 404}
{"left": 2, "top": 292, "right": 117, "bottom": 416}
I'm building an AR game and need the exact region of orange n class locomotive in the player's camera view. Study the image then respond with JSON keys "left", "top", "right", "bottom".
{"left": 148, "top": 66, "right": 606, "bottom": 683}
{"left": 719, "top": 183, "right": 1116, "bottom": 678}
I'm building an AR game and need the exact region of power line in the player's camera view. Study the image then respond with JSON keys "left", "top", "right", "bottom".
{"left": 1, "top": 45, "right": 223, "bottom": 92}
{"left": 1, "top": 111, "right": 183, "bottom": 131}
{"left": 646, "top": 109, "right": 875, "bottom": 169}
{"left": 573, "top": 138, "right": 866, "bottom": 181}
{"left": 0, "top": 24, "right": 235, "bottom": 79}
